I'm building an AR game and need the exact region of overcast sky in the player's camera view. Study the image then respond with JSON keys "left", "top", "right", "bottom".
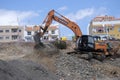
{"left": 0, "top": 0, "right": 120, "bottom": 37}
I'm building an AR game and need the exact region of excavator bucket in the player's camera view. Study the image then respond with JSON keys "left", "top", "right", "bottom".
{"left": 33, "top": 33, "right": 41, "bottom": 44}
{"left": 33, "top": 32, "right": 45, "bottom": 49}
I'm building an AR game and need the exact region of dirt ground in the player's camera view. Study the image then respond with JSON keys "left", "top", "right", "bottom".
{"left": 0, "top": 41, "right": 120, "bottom": 80}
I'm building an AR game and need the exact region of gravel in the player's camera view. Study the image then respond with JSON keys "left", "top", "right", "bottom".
{"left": 55, "top": 51, "right": 120, "bottom": 80}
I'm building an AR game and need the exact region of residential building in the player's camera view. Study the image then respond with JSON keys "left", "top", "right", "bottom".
{"left": 24, "top": 24, "right": 60, "bottom": 42}
{"left": 88, "top": 15, "right": 120, "bottom": 39}
{"left": 24, "top": 25, "right": 35, "bottom": 42}
{"left": 0, "top": 25, "right": 24, "bottom": 42}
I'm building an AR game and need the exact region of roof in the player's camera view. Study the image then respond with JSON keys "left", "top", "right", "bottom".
{"left": 92, "top": 15, "right": 120, "bottom": 22}
{"left": 25, "top": 25, "right": 58, "bottom": 31}
{"left": 48, "top": 26, "right": 58, "bottom": 30}
{"left": 25, "top": 27, "right": 33, "bottom": 31}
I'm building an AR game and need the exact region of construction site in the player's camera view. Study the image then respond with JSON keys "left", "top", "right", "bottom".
{"left": 0, "top": 9, "right": 120, "bottom": 80}
{"left": 0, "top": 40, "right": 120, "bottom": 80}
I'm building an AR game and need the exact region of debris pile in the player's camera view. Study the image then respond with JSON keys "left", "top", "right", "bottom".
{"left": 0, "top": 60, "right": 59, "bottom": 80}
{"left": 55, "top": 52, "right": 120, "bottom": 80}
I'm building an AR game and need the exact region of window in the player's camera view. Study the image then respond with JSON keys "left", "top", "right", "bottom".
{"left": 6, "top": 36, "right": 9, "bottom": 39}
{"left": 88, "top": 36, "right": 94, "bottom": 48}
{"left": 5, "top": 30, "right": 9, "bottom": 32}
{"left": 118, "top": 28, "right": 120, "bottom": 32}
{"left": 0, "top": 37, "right": 3, "bottom": 40}
{"left": 11, "top": 28, "right": 18, "bottom": 33}
{"left": 76, "top": 37, "right": 81, "bottom": 48}
{"left": 19, "top": 29, "right": 21, "bottom": 32}
{"left": 12, "top": 35, "right": 18, "bottom": 40}
{"left": 51, "top": 30, "right": 55, "bottom": 34}
{"left": 96, "top": 27, "right": 104, "bottom": 33}
{"left": 27, "top": 31, "right": 31, "bottom": 35}
{"left": 25, "top": 36, "right": 32, "bottom": 41}
{"left": 88, "top": 36, "right": 94, "bottom": 43}
{"left": 52, "top": 36, "right": 57, "bottom": 39}
{"left": 43, "top": 36, "right": 48, "bottom": 40}
{"left": 0, "top": 30, "right": 3, "bottom": 33}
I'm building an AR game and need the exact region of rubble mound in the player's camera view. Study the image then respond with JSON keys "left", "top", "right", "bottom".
{"left": 0, "top": 59, "right": 59, "bottom": 80}
{"left": 55, "top": 52, "right": 120, "bottom": 80}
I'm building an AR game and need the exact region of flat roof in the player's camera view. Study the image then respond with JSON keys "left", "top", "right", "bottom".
{"left": 92, "top": 20, "right": 120, "bottom": 25}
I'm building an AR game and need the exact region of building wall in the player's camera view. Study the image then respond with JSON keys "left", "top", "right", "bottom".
{"left": 0, "top": 25, "right": 24, "bottom": 42}
{"left": 88, "top": 16, "right": 120, "bottom": 39}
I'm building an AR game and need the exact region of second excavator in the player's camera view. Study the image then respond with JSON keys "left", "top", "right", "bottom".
{"left": 34, "top": 9, "right": 114, "bottom": 61}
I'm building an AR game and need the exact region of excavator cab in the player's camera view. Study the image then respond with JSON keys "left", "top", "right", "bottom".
{"left": 76, "top": 35, "right": 95, "bottom": 51}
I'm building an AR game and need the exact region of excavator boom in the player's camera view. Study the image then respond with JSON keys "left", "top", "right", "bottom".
{"left": 44, "top": 10, "right": 82, "bottom": 38}
{"left": 34, "top": 10, "right": 82, "bottom": 44}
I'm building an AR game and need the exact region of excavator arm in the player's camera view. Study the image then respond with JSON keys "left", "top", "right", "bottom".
{"left": 34, "top": 10, "right": 82, "bottom": 44}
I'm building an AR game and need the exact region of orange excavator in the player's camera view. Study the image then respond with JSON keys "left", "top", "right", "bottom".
{"left": 34, "top": 10, "right": 113, "bottom": 61}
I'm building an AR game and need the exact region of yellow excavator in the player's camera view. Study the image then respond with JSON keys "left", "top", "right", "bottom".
{"left": 34, "top": 10, "right": 113, "bottom": 61}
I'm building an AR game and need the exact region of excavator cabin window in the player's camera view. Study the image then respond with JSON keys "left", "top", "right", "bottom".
{"left": 77, "top": 35, "right": 95, "bottom": 51}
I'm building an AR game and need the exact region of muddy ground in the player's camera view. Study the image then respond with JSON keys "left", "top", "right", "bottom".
{"left": 0, "top": 41, "right": 120, "bottom": 80}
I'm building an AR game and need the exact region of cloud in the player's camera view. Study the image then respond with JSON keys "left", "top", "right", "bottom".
{"left": 65, "top": 7, "right": 108, "bottom": 22}
{"left": 94, "top": 7, "right": 108, "bottom": 16}
{"left": 58, "top": 6, "right": 67, "bottom": 11}
{"left": 0, "top": 9, "right": 39, "bottom": 25}
{"left": 66, "top": 8, "right": 94, "bottom": 22}
{"left": 59, "top": 7, "right": 108, "bottom": 36}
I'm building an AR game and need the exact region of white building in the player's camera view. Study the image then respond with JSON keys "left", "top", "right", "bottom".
{"left": 24, "top": 25, "right": 35, "bottom": 42}
{"left": 88, "top": 15, "right": 120, "bottom": 39}
{"left": 24, "top": 24, "right": 60, "bottom": 42}
{"left": 0, "top": 25, "right": 24, "bottom": 42}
